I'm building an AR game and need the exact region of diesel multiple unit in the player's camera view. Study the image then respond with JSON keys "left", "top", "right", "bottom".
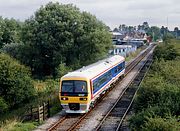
{"left": 59, "top": 55, "right": 125, "bottom": 113}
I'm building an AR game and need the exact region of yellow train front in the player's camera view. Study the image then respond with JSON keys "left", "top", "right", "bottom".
{"left": 59, "top": 55, "right": 125, "bottom": 113}
{"left": 60, "top": 76, "right": 91, "bottom": 113}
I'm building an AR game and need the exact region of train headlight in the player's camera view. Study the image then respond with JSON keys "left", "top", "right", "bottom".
{"left": 79, "top": 98, "right": 87, "bottom": 101}
{"left": 61, "top": 97, "right": 68, "bottom": 100}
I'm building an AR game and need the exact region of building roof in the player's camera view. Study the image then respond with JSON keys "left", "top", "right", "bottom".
{"left": 112, "top": 32, "right": 123, "bottom": 36}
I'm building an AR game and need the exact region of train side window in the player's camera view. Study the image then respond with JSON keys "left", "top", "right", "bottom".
{"left": 118, "top": 65, "right": 122, "bottom": 71}
{"left": 93, "top": 71, "right": 111, "bottom": 92}
{"left": 107, "top": 71, "right": 112, "bottom": 79}
{"left": 93, "top": 81, "right": 99, "bottom": 92}
{"left": 115, "top": 67, "right": 118, "bottom": 73}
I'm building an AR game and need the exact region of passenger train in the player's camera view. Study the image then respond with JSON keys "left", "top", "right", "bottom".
{"left": 59, "top": 55, "right": 125, "bottom": 113}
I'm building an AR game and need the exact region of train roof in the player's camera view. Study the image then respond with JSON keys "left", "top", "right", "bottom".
{"left": 61, "top": 55, "right": 125, "bottom": 80}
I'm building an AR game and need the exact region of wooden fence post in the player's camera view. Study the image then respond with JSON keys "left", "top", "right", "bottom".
{"left": 38, "top": 105, "right": 43, "bottom": 122}
{"left": 37, "top": 105, "right": 40, "bottom": 122}
{"left": 48, "top": 100, "right": 50, "bottom": 117}
{"left": 43, "top": 103, "right": 45, "bottom": 120}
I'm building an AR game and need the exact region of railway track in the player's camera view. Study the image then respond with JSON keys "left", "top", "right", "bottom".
{"left": 95, "top": 49, "right": 154, "bottom": 131}
{"left": 47, "top": 44, "right": 155, "bottom": 131}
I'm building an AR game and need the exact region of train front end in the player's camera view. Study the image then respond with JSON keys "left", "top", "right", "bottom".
{"left": 60, "top": 76, "right": 91, "bottom": 113}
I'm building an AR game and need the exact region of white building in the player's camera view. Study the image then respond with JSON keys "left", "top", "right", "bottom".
{"left": 109, "top": 45, "right": 137, "bottom": 57}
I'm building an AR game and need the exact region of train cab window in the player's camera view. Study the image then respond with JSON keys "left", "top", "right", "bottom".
{"left": 61, "top": 80, "right": 87, "bottom": 94}
{"left": 62, "top": 81, "right": 74, "bottom": 93}
{"left": 74, "top": 81, "right": 87, "bottom": 93}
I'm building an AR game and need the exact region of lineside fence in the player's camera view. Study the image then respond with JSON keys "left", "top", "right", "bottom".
{"left": 23, "top": 101, "right": 50, "bottom": 122}
{"left": 22, "top": 91, "right": 61, "bottom": 122}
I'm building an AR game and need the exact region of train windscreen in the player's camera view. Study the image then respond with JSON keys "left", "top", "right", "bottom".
{"left": 61, "top": 80, "right": 88, "bottom": 96}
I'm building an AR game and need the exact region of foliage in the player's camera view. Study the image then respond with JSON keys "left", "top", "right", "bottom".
{"left": 8, "top": 122, "right": 37, "bottom": 131}
{"left": 0, "top": 97, "right": 8, "bottom": 113}
{"left": 142, "top": 117, "right": 180, "bottom": 131}
{"left": 129, "top": 107, "right": 172, "bottom": 130}
{"left": 49, "top": 95, "right": 62, "bottom": 116}
{"left": 147, "top": 26, "right": 161, "bottom": 41}
{"left": 0, "top": 119, "right": 38, "bottom": 131}
{"left": 153, "top": 43, "right": 179, "bottom": 61}
{"left": 134, "top": 77, "right": 180, "bottom": 114}
{"left": 20, "top": 2, "right": 111, "bottom": 78}
{"left": 0, "top": 17, "right": 22, "bottom": 48}
{"left": 130, "top": 41, "right": 180, "bottom": 130}
{"left": 0, "top": 53, "right": 36, "bottom": 108}
{"left": 55, "top": 63, "right": 72, "bottom": 78}
{"left": 1, "top": 43, "right": 22, "bottom": 58}
{"left": 163, "top": 33, "right": 174, "bottom": 43}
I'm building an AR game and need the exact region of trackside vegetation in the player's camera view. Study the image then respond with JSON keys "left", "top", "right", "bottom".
{"left": 0, "top": 2, "right": 112, "bottom": 130}
{"left": 0, "top": 53, "right": 36, "bottom": 113}
{"left": 129, "top": 39, "right": 180, "bottom": 130}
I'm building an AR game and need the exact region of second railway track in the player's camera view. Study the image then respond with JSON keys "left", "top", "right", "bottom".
{"left": 47, "top": 44, "right": 155, "bottom": 131}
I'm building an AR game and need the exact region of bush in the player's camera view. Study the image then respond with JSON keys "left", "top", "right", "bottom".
{"left": 151, "top": 59, "right": 180, "bottom": 86}
{"left": 134, "top": 74, "right": 165, "bottom": 112}
{"left": 142, "top": 117, "right": 180, "bottom": 131}
{"left": 55, "top": 63, "right": 72, "bottom": 78}
{"left": 0, "top": 97, "right": 8, "bottom": 113}
{"left": 130, "top": 41, "right": 180, "bottom": 130}
{"left": 153, "top": 44, "right": 179, "bottom": 61}
{"left": 129, "top": 107, "right": 172, "bottom": 130}
{"left": 0, "top": 53, "right": 36, "bottom": 108}
{"left": 134, "top": 74, "right": 180, "bottom": 115}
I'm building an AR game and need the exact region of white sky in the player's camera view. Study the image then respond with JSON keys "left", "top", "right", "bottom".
{"left": 0, "top": 0, "right": 179, "bottom": 30}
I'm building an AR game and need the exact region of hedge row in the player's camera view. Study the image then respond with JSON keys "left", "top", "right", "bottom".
{"left": 129, "top": 41, "right": 180, "bottom": 130}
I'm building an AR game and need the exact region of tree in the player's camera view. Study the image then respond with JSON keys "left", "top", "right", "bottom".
{"left": 21, "top": 2, "right": 111, "bottom": 77}
{"left": 0, "top": 17, "right": 5, "bottom": 48}
{"left": 0, "top": 53, "right": 36, "bottom": 108}
{"left": 121, "top": 24, "right": 126, "bottom": 31}
{"left": 147, "top": 26, "right": 161, "bottom": 41}
{"left": 138, "top": 25, "right": 143, "bottom": 30}
{"left": 142, "top": 21, "right": 149, "bottom": 32}
{"left": 174, "top": 27, "right": 179, "bottom": 38}
{"left": 0, "top": 17, "right": 22, "bottom": 48}
{"left": 119, "top": 25, "right": 122, "bottom": 31}
{"left": 0, "top": 97, "right": 8, "bottom": 113}
{"left": 113, "top": 27, "right": 119, "bottom": 32}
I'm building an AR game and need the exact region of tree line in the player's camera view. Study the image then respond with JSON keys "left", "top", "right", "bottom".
{"left": 0, "top": 2, "right": 112, "bottom": 78}
{"left": 0, "top": 2, "right": 111, "bottom": 113}
{"left": 113, "top": 22, "right": 179, "bottom": 41}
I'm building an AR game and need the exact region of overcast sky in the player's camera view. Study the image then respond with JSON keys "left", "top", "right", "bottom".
{"left": 0, "top": 0, "right": 179, "bottom": 30}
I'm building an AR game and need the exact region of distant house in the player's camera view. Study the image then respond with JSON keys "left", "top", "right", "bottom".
{"left": 111, "top": 31, "right": 125, "bottom": 45}
{"left": 112, "top": 32, "right": 124, "bottom": 40}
